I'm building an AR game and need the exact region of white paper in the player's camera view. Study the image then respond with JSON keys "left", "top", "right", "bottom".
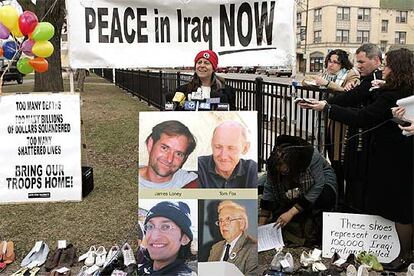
{"left": 56, "top": 267, "right": 70, "bottom": 273}
{"left": 258, "top": 223, "right": 284, "bottom": 252}
{"left": 58, "top": 240, "right": 67, "bottom": 249}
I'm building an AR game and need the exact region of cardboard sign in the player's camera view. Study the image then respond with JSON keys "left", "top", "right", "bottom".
{"left": 0, "top": 93, "right": 82, "bottom": 203}
{"left": 66, "top": 0, "right": 296, "bottom": 68}
{"left": 322, "top": 212, "right": 400, "bottom": 263}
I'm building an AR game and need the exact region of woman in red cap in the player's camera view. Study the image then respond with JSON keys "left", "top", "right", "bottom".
{"left": 174, "top": 50, "right": 236, "bottom": 110}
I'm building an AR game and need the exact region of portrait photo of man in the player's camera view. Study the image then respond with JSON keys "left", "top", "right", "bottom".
{"left": 202, "top": 200, "right": 258, "bottom": 276}
{"left": 139, "top": 120, "right": 198, "bottom": 188}
{"left": 138, "top": 200, "right": 197, "bottom": 276}
{"left": 198, "top": 121, "right": 258, "bottom": 188}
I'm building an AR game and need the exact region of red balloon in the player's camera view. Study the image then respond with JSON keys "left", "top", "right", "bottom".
{"left": 29, "top": 57, "right": 48, "bottom": 73}
{"left": 18, "top": 11, "right": 38, "bottom": 36}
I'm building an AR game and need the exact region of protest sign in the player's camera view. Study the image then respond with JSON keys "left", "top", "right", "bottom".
{"left": 0, "top": 93, "right": 82, "bottom": 203}
{"left": 66, "top": 0, "right": 296, "bottom": 68}
{"left": 323, "top": 212, "right": 400, "bottom": 263}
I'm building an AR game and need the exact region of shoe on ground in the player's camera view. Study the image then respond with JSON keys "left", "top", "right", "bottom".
{"left": 45, "top": 248, "right": 63, "bottom": 271}
{"left": 357, "top": 264, "right": 370, "bottom": 276}
{"left": 104, "top": 245, "right": 120, "bottom": 267}
{"left": 0, "top": 241, "right": 6, "bottom": 261}
{"left": 76, "top": 266, "right": 89, "bottom": 276}
{"left": 407, "top": 263, "right": 414, "bottom": 276}
{"left": 283, "top": 252, "right": 294, "bottom": 273}
{"left": 58, "top": 244, "right": 77, "bottom": 268}
{"left": 21, "top": 241, "right": 49, "bottom": 268}
{"left": 270, "top": 251, "right": 285, "bottom": 271}
{"left": 95, "top": 246, "right": 107, "bottom": 267}
{"left": 301, "top": 251, "right": 314, "bottom": 267}
{"left": 346, "top": 264, "right": 357, "bottom": 276}
{"left": 312, "top": 262, "right": 327, "bottom": 272}
{"left": 84, "top": 246, "right": 97, "bottom": 267}
{"left": 121, "top": 243, "right": 136, "bottom": 266}
{"left": 4, "top": 241, "right": 15, "bottom": 264}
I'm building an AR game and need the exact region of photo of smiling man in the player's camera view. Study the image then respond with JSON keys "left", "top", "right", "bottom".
{"left": 139, "top": 120, "right": 198, "bottom": 189}
{"left": 138, "top": 199, "right": 198, "bottom": 275}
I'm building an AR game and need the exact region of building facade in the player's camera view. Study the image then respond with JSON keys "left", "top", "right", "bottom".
{"left": 296, "top": 0, "right": 414, "bottom": 73}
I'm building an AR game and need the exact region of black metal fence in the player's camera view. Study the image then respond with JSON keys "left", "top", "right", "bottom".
{"left": 92, "top": 69, "right": 338, "bottom": 170}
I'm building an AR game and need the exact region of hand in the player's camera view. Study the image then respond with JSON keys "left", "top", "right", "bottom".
{"left": 391, "top": 106, "right": 406, "bottom": 120}
{"left": 371, "top": 79, "right": 385, "bottom": 88}
{"left": 275, "top": 211, "right": 294, "bottom": 228}
{"left": 314, "top": 76, "right": 328, "bottom": 86}
{"left": 344, "top": 81, "right": 357, "bottom": 91}
{"left": 399, "top": 121, "right": 414, "bottom": 135}
{"left": 298, "top": 100, "right": 326, "bottom": 112}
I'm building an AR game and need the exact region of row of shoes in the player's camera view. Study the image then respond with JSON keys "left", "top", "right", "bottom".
{"left": 77, "top": 243, "right": 136, "bottom": 276}
{"left": 0, "top": 240, "right": 15, "bottom": 270}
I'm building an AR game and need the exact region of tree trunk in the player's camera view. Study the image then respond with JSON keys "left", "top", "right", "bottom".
{"left": 33, "top": 0, "right": 65, "bottom": 92}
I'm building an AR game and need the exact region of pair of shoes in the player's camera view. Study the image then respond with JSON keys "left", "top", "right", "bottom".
{"left": 0, "top": 241, "right": 15, "bottom": 265}
{"left": 100, "top": 250, "right": 125, "bottom": 275}
{"left": 270, "top": 251, "right": 294, "bottom": 273}
{"left": 85, "top": 246, "right": 107, "bottom": 267}
{"left": 331, "top": 252, "right": 356, "bottom": 271}
{"left": 21, "top": 241, "right": 50, "bottom": 268}
{"left": 104, "top": 245, "right": 120, "bottom": 267}
{"left": 300, "top": 249, "right": 322, "bottom": 267}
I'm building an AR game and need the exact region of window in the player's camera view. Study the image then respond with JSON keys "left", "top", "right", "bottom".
{"left": 314, "top": 8, "right": 322, "bottom": 22}
{"left": 396, "top": 11, "right": 407, "bottom": 23}
{"left": 381, "top": 20, "right": 388, "bottom": 33}
{"left": 337, "top": 7, "right": 350, "bottom": 21}
{"left": 357, "top": 8, "right": 370, "bottom": 21}
{"left": 336, "top": 29, "right": 349, "bottom": 43}
{"left": 297, "top": 12, "right": 302, "bottom": 27}
{"left": 300, "top": 26, "right": 306, "bottom": 41}
{"left": 357, "top": 30, "right": 370, "bottom": 43}
{"left": 314, "top": 30, "right": 321, "bottom": 43}
{"left": 380, "top": 41, "right": 387, "bottom": 52}
{"left": 310, "top": 57, "right": 324, "bottom": 72}
{"left": 395, "top": 32, "right": 406, "bottom": 44}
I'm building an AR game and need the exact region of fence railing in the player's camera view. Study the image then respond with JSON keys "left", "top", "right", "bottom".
{"left": 92, "top": 68, "right": 340, "bottom": 171}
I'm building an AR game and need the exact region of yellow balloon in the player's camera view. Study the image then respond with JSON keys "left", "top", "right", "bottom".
{"left": 0, "top": 6, "right": 19, "bottom": 30}
{"left": 11, "top": 24, "right": 23, "bottom": 38}
{"left": 32, "top": 41, "right": 54, "bottom": 58}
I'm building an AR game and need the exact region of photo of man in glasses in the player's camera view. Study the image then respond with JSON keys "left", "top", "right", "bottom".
{"left": 207, "top": 200, "right": 257, "bottom": 275}
{"left": 138, "top": 200, "right": 197, "bottom": 275}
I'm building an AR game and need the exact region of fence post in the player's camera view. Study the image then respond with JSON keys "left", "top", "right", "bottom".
{"left": 255, "top": 77, "right": 264, "bottom": 171}
{"left": 176, "top": 71, "right": 181, "bottom": 87}
{"left": 146, "top": 70, "right": 150, "bottom": 106}
{"left": 159, "top": 70, "right": 163, "bottom": 109}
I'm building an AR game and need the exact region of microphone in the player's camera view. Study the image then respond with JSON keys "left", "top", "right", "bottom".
{"left": 172, "top": 92, "right": 186, "bottom": 109}
{"left": 184, "top": 101, "right": 197, "bottom": 111}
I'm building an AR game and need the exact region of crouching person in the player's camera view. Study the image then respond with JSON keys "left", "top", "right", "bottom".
{"left": 259, "top": 135, "right": 337, "bottom": 245}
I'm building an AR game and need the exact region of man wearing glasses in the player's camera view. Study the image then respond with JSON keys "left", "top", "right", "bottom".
{"left": 208, "top": 200, "right": 257, "bottom": 275}
{"left": 138, "top": 201, "right": 195, "bottom": 275}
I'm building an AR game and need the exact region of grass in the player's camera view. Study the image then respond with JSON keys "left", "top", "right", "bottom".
{"left": 0, "top": 74, "right": 156, "bottom": 274}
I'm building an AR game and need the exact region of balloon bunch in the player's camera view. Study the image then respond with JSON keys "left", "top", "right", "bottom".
{"left": 0, "top": 5, "right": 54, "bottom": 75}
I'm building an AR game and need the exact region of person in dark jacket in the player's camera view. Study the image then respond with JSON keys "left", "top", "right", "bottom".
{"left": 172, "top": 50, "right": 236, "bottom": 110}
{"left": 138, "top": 201, "right": 196, "bottom": 275}
{"left": 259, "top": 135, "right": 337, "bottom": 244}
{"left": 299, "top": 47, "right": 414, "bottom": 271}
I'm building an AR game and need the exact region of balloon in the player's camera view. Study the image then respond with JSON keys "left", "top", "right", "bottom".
{"left": 17, "top": 57, "right": 33, "bottom": 74}
{"left": 0, "top": 6, "right": 19, "bottom": 31}
{"left": 18, "top": 11, "right": 38, "bottom": 36}
{"left": 3, "top": 41, "right": 17, "bottom": 59}
{"left": 31, "top": 22, "right": 54, "bottom": 41}
{"left": 32, "top": 40, "right": 54, "bottom": 58}
{"left": 0, "top": 22, "right": 10, "bottom": 39}
{"left": 10, "top": 24, "right": 24, "bottom": 38}
{"left": 29, "top": 57, "right": 48, "bottom": 73}
{"left": 21, "top": 39, "right": 35, "bottom": 56}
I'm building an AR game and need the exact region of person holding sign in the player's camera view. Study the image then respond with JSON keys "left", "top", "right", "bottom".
{"left": 259, "top": 135, "right": 337, "bottom": 245}
{"left": 139, "top": 120, "right": 198, "bottom": 188}
{"left": 172, "top": 50, "right": 236, "bottom": 110}
{"left": 299, "top": 48, "right": 414, "bottom": 270}
{"left": 138, "top": 201, "right": 195, "bottom": 275}
{"left": 392, "top": 106, "right": 414, "bottom": 136}
{"left": 208, "top": 200, "right": 258, "bottom": 276}
{"left": 198, "top": 121, "right": 257, "bottom": 188}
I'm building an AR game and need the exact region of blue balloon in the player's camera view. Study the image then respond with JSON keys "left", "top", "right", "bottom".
{"left": 3, "top": 41, "right": 17, "bottom": 60}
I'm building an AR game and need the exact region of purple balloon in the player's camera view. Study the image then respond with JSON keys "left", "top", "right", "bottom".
{"left": 0, "top": 22, "right": 10, "bottom": 39}
{"left": 21, "top": 39, "right": 35, "bottom": 56}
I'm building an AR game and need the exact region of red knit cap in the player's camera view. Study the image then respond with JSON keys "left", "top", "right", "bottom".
{"left": 194, "top": 50, "right": 219, "bottom": 70}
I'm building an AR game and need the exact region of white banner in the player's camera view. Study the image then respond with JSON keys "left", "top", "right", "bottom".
{"left": 66, "top": 0, "right": 296, "bottom": 68}
{"left": 322, "top": 212, "right": 400, "bottom": 263}
{"left": 0, "top": 93, "right": 82, "bottom": 203}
